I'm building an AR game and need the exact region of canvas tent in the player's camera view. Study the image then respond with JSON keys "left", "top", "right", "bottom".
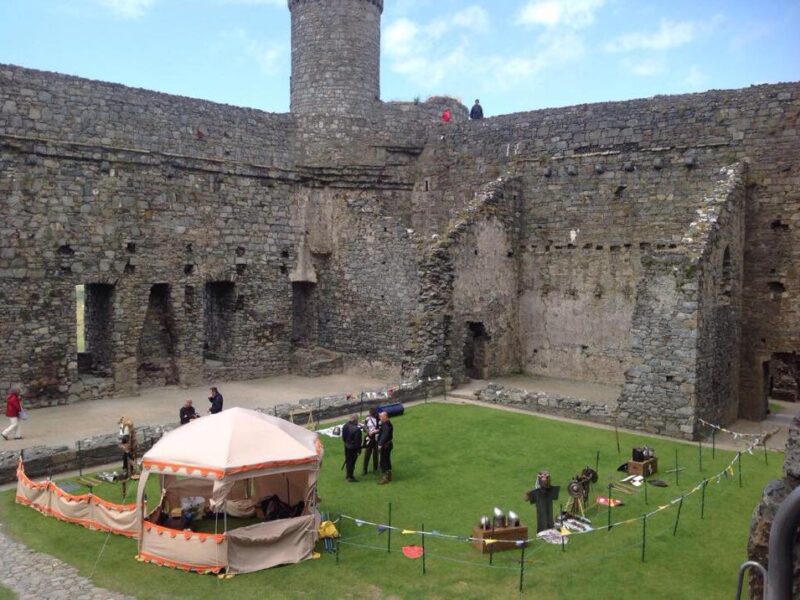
{"left": 135, "top": 407, "right": 323, "bottom": 574}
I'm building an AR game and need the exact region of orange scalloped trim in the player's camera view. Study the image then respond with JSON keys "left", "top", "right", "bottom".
{"left": 143, "top": 521, "right": 226, "bottom": 544}
{"left": 138, "top": 550, "right": 224, "bottom": 573}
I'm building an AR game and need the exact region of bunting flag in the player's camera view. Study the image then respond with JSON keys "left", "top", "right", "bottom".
{"left": 402, "top": 545, "right": 424, "bottom": 559}
{"left": 377, "top": 525, "right": 389, "bottom": 534}
{"left": 401, "top": 529, "right": 416, "bottom": 535}
{"left": 559, "top": 527, "right": 571, "bottom": 536}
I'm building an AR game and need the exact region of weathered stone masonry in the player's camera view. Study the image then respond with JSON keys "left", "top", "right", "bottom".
{"left": 1, "top": 0, "right": 799, "bottom": 441}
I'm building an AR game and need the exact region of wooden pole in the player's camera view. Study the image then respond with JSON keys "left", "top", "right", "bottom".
{"left": 421, "top": 524, "right": 427, "bottom": 575}
{"left": 673, "top": 496, "right": 684, "bottom": 536}
{"left": 336, "top": 513, "right": 341, "bottom": 565}
{"left": 607, "top": 484, "right": 613, "bottom": 531}
{"left": 595, "top": 450, "right": 600, "bottom": 474}
{"left": 560, "top": 503, "right": 565, "bottom": 553}
{"left": 674, "top": 449, "right": 680, "bottom": 487}
{"left": 698, "top": 438, "right": 702, "bottom": 472}
{"left": 77, "top": 440, "right": 83, "bottom": 477}
{"left": 711, "top": 428, "right": 716, "bottom": 459}
{"left": 737, "top": 452, "right": 743, "bottom": 488}
{"left": 518, "top": 543, "right": 526, "bottom": 593}
{"left": 641, "top": 514, "right": 647, "bottom": 562}
{"left": 614, "top": 417, "right": 621, "bottom": 458}
{"left": 700, "top": 480, "right": 707, "bottom": 520}
{"left": 763, "top": 439, "right": 769, "bottom": 465}
{"left": 387, "top": 502, "right": 392, "bottom": 553}
{"left": 489, "top": 521, "right": 495, "bottom": 565}
{"left": 644, "top": 477, "right": 648, "bottom": 505}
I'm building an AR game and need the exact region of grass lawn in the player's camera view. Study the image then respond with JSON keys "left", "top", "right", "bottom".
{"left": 0, "top": 402, "right": 781, "bottom": 599}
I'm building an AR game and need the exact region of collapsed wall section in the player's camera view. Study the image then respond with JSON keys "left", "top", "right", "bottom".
{"left": 618, "top": 165, "right": 746, "bottom": 437}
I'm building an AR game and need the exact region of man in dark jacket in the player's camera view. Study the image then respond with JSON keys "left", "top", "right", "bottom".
{"left": 377, "top": 411, "right": 394, "bottom": 485}
{"left": 341, "top": 415, "right": 362, "bottom": 482}
{"left": 208, "top": 387, "right": 223, "bottom": 414}
{"left": 179, "top": 399, "right": 199, "bottom": 425}
{"left": 470, "top": 99, "right": 484, "bottom": 120}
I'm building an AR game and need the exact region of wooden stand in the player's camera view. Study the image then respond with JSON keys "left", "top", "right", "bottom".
{"left": 471, "top": 525, "right": 528, "bottom": 553}
{"left": 627, "top": 457, "right": 658, "bottom": 477}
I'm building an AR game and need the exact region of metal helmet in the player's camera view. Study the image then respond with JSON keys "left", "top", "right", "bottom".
{"left": 479, "top": 515, "right": 490, "bottom": 530}
{"left": 508, "top": 510, "right": 520, "bottom": 527}
{"left": 492, "top": 507, "right": 506, "bottom": 528}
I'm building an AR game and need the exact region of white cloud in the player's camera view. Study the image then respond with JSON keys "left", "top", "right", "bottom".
{"left": 215, "top": 0, "right": 285, "bottom": 5}
{"left": 95, "top": 0, "right": 155, "bottom": 19}
{"left": 622, "top": 57, "right": 665, "bottom": 77}
{"left": 605, "top": 19, "right": 697, "bottom": 53}
{"left": 452, "top": 6, "right": 490, "bottom": 33}
{"left": 516, "top": 0, "right": 606, "bottom": 29}
{"left": 684, "top": 65, "right": 707, "bottom": 89}
{"left": 488, "top": 30, "right": 585, "bottom": 81}
{"left": 218, "top": 29, "right": 285, "bottom": 75}
{"left": 383, "top": 7, "right": 490, "bottom": 88}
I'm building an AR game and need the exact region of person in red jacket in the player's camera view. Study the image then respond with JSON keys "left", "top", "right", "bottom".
{"left": 2, "top": 386, "right": 23, "bottom": 440}
{"left": 440, "top": 108, "right": 451, "bottom": 123}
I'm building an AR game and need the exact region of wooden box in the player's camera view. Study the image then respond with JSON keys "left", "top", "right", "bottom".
{"left": 627, "top": 457, "right": 657, "bottom": 477}
{"left": 471, "top": 525, "right": 528, "bottom": 553}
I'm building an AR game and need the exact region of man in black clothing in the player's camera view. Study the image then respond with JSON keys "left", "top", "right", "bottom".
{"left": 341, "top": 415, "right": 362, "bottom": 482}
{"left": 470, "top": 99, "right": 484, "bottom": 120}
{"left": 179, "top": 399, "right": 198, "bottom": 425}
{"left": 377, "top": 411, "right": 393, "bottom": 485}
{"left": 208, "top": 387, "right": 223, "bottom": 414}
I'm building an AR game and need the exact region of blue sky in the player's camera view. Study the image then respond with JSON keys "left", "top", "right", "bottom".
{"left": 0, "top": 0, "right": 798, "bottom": 116}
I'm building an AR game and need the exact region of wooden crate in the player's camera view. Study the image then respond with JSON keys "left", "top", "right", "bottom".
{"left": 627, "top": 457, "right": 658, "bottom": 476}
{"left": 471, "top": 525, "right": 528, "bottom": 553}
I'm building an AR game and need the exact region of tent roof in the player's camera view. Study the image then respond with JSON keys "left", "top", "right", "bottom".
{"left": 141, "top": 408, "right": 323, "bottom": 479}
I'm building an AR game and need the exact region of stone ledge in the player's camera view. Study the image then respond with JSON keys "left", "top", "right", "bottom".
{"left": 475, "top": 383, "right": 613, "bottom": 425}
{"left": 0, "top": 379, "right": 443, "bottom": 485}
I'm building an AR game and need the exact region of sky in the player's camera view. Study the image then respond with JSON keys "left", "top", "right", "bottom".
{"left": 0, "top": 0, "right": 798, "bottom": 116}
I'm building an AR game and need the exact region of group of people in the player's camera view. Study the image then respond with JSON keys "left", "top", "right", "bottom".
{"left": 440, "top": 99, "right": 485, "bottom": 123}
{"left": 341, "top": 408, "right": 394, "bottom": 485}
{"left": 179, "top": 387, "right": 223, "bottom": 425}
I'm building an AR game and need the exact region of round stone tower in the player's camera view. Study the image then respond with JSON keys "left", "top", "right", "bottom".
{"left": 288, "top": 0, "right": 383, "bottom": 115}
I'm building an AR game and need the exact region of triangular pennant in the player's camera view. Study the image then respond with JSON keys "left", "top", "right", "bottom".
{"left": 355, "top": 519, "right": 365, "bottom": 527}
{"left": 377, "top": 525, "right": 389, "bottom": 534}
{"left": 484, "top": 539, "right": 497, "bottom": 545}
{"left": 401, "top": 529, "right": 416, "bottom": 535}
{"left": 559, "top": 527, "right": 571, "bottom": 536}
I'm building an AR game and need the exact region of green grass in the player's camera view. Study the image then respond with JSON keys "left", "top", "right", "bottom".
{"left": 0, "top": 403, "right": 781, "bottom": 599}
{"left": 0, "top": 586, "right": 15, "bottom": 600}
{"left": 768, "top": 402, "right": 783, "bottom": 414}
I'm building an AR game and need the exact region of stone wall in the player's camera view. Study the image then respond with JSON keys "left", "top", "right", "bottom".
{"left": 748, "top": 416, "right": 800, "bottom": 598}
{"left": 410, "top": 83, "right": 800, "bottom": 422}
{"left": 0, "top": 64, "right": 293, "bottom": 167}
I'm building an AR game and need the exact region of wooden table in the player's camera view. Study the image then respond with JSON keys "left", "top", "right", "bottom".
{"left": 471, "top": 525, "right": 528, "bottom": 553}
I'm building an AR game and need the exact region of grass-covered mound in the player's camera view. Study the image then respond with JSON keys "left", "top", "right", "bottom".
{"left": 0, "top": 402, "right": 780, "bottom": 599}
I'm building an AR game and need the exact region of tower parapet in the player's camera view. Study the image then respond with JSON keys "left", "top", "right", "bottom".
{"left": 288, "top": 0, "right": 383, "bottom": 115}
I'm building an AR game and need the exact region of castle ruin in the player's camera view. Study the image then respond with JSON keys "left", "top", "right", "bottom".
{"left": 1, "top": 0, "right": 798, "bottom": 439}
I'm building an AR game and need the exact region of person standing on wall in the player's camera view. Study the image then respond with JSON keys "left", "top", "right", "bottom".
{"left": 2, "top": 386, "right": 23, "bottom": 440}
{"left": 361, "top": 407, "right": 379, "bottom": 476}
{"left": 341, "top": 415, "right": 362, "bottom": 482}
{"left": 440, "top": 108, "right": 451, "bottom": 123}
{"left": 377, "top": 411, "right": 394, "bottom": 485}
{"left": 208, "top": 387, "right": 223, "bottom": 414}
{"left": 470, "top": 99, "right": 484, "bottom": 120}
